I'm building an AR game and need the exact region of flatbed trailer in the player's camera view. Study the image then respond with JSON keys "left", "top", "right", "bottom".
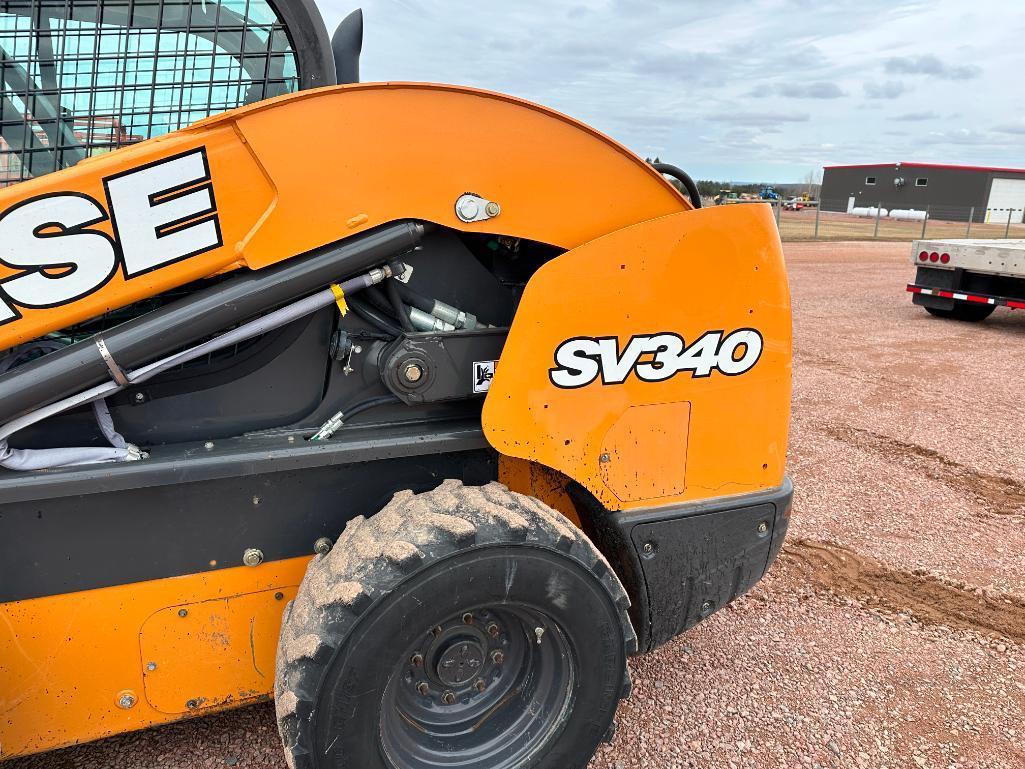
{"left": 907, "top": 239, "right": 1025, "bottom": 321}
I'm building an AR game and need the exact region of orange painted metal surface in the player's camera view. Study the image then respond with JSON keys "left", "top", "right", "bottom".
{"left": 483, "top": 205, "right": 792, "bottom": 510}
{"left": 0, "top": 558, "right": 308, "bottom": 758}
{"left": 0, "top": 82, "right": 687, "bottom": 350}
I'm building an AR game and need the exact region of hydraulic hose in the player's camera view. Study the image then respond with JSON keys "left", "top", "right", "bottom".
{"left": 349, "top": 296, "right": 402, "bottom": 337}
{"left": 386, "top": 279, "right": 416, "bottom": 332}
{"left": 653, "top": 162, "right": 702, "bottom": 209}
{"left": 0, "top": 221, "right": 425, "bottom": 425}
{"left": 309, "top": 394, "right": 400, "bottom": 441}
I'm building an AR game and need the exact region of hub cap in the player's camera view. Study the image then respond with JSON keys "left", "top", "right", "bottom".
{"left": 380, "top": 605, "right": 575, "bottom": 769}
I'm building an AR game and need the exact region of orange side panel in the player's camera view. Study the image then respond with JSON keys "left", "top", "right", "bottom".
{"left": 483, "top": 204, "right": 792, "bottom": 511}
{"left": 0, "top": 83, "right": 687, "bottom": 349}
{"left": 0, "top": 559, "right": 309, "bottom": 758}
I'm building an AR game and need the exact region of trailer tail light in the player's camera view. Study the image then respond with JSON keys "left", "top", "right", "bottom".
{"left": 929, "top": 252, "right": 939, "bottom": 262}
{"left": 940, "top": 253, "right": 950, "bottom": 264}
{"left": 919, "top": 251, "right": 929, "bottom": 261}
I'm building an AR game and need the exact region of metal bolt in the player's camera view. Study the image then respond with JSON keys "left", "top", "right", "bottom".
{"left": 410, "top": 653, "right": 424, "bottom": 667}
{"left": 432, "top": 626, "right": 443, "bottom": 636}
{"left": 242, "top": 548, "right": 264, "bottom": 567}
{"left": 442, "top": 691, "right": 456, "bottom": 705}
{"left": 486, "top": 623, "right": 499, "bottom": 637}
{"left": 117, "top": 691, "right": 137, "bottom": 709}
{"left": 701, "top": 600, "right": 713, "bottom": 612}
{"left": 314, "top": 537, "right": 333, "bottom": 556}
{"left": 287, "top": 435, "right": 295, "bottom": 443}
{"left": 474, "top": 679, "right": 486, "bottom": 693}
{"left": 186, "top": 698, "right": 200, "bottom": 710}
{"left": 458, "top": 199, "right": 480, "bottom": 220}
{"left": 642, "top": 542, "right": 654, "bottom": 554}
{"left": 485, "top": 201, "right": 501, "bottom": 217}
{"left": 146, "top": 662, "right": 157, "bottom": 671}
{"left": 178, "top": 608, "right": 188, "bottom": 618}
{"left": 402, "top": 362, "right": 424, "bottom": 384}
{"left": 535, "top": 626, "right": 545, "bottom": 644}
{"left": 252, "top": 496, "right": 260, "bottom": 506}
{"left": 462, "top": 612, "right": 474, "bottom": 625}
{"left": 353, "top": 345, "right": 363, "bottom": 354}
{"left": 416, "top": 681, "right": 430, "bottom": 696}
{"left": 274, "top": 591, "right": 284, "bottom": 601}
{"left": 134, "top": 392, "right": 145, "bottom": 403}
{"left": 491, "top": 650, "right": 504, "bottom": 664}
{"left": 599, "top": 453, "right": 611, "bottom": 463}
{"left": 757, "top": 521, "right": 769, "bottom": 534}
{"left": 204, "top": 441, "right": 214, "bottom": 450}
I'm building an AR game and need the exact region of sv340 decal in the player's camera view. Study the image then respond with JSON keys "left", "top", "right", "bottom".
{"left": 549, "top": 329, "right": 763, "bottom": 388}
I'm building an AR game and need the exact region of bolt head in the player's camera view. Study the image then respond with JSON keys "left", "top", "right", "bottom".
{"left": 314, "top": 537, "right": 333, "bottom": 556}
{"left": 274, "top": 591, "right": 284, "bottom": 601}
{"left": 410, "top": 653, "right": 424, "bottom": 667}
{"left": 485, "top": 201, "right": 501, "bottom": 217}
{"left": 242, "top": 548, "right": 264, "bottom": 567}
{"left": 486, "top": 623, "right": 500, "bottom": 637}
{"left": 178, "top": 608, "right": 188, "bottom": 618}
{"left": 642, "top": 542, "right": 654, "bottom": 554}
{"left": 599, "top": 453, "right": 611, "bottom": 463}
{"left": 474, "top": 679, "right": 486, "bottom": 693}
{"left": 416, "top": 681, "right": 430, "bottom": 696}
{"left": 462, "top": 612, "right": 474, "bottom": 625}
{"left": 701, "top": 601, "right": 713, "bottom": 612}
{"left": 442, "top": 691, "right": 456, "bottom": 705}
{"left": 146, "top": 662, "right": 157, "bottom": 671}
{"left": 204, "top": 441, "right": 214, "bottom": 450}
{"left": 491, "top": 650, "right": 504, "bottom": 665}
{"left": 402, "top": 362, "right": 424, "bottom": 383}
{"left": 117, "top": 691, "right": 137, "bottom": 709}
{"left": 757, "top": 521, "right": 769, "bottom": 534}
{"left": 458, "top": 199, "right": 480, "bottom": 220}
{"left": 186, "top": 698, "right": 199, "bottom": 710}
{"left": 134, "top": 392, "right": 145, "bottom": 403}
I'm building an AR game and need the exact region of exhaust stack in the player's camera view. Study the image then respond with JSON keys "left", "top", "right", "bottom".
{"left": 332, "top": 8, "right": 363, "bottom": 84}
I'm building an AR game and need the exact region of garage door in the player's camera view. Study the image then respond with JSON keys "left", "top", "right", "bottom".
{"left": 986, "top": 178, "right": 1025, "bottom": 224}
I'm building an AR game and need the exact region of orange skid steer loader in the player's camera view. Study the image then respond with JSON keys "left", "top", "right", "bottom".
{"left": 0, "top": 6, "right": 792, "bottom": 767}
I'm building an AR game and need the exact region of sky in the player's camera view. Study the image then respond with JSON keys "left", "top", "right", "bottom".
{"left": 314, "top": 0, "right": 1025, "bottom": 183}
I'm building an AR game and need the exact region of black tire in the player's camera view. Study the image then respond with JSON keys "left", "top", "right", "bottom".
{"left": 275, "top": 480, "right": 636, "bottom": 769}
{"left": 925, "top": 303, "right": 995, "bottom": 322}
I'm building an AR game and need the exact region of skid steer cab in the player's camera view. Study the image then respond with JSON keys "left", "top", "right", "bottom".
{"left": 0, "top": 5, "right": 792, "bottom": 768}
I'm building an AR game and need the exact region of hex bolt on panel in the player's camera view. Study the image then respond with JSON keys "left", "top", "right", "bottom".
{"left": 313, "top": 537, "right": 333, "bottom": 555}
{"left": 242, "top": 548, "right": 264, "bottom": 567}
{"left": 116, "top": 691, "right": 137, "bottom": 709}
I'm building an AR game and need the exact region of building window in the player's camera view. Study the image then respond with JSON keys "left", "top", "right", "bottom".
{"left": 916, "top": 177, "right": 929, "bottom": 187}
{"left": 1, "top": 0, "right": 301, "bottom": 187}
{"left": 865, "top": 176, "right": 877, "bottom": 185}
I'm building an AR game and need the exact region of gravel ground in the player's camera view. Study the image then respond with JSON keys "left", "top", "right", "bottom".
{"left": 12, "top": 241, "right": 1025, "bottom": 768}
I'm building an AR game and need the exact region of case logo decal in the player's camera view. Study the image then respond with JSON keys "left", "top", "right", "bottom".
{"left": 0, "top": 147, "right": 221, "bottom": 325}
{"left": 549, "top": 329, "right": 763, "bottom": 389}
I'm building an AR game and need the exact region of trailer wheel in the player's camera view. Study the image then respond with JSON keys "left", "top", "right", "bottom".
{"left": 275, "top": 480, "right": 636, "bottom": 769}
{"left": 925, "top": 303, "right": 995, "bottom": 322}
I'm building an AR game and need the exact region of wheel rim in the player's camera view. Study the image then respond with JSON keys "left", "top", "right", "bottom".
{"left": 379, "top": 604, "right": 576, "bottom": 769}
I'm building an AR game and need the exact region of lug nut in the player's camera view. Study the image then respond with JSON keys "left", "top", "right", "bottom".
{"left": 462, "top": 612, "right": 474, "bottom": 624}
{"left": 442, "top": 691, "right": 456, "bottom": 705}
{"left": 410, "top": 653, "right": 424, "bottom": 667}
{"left": 491, "top": 650, "right": 504, "bottom": 664}
{"left": 417, "top": 681, "right": 430, "bottom": 696}
{"left": 432, "top": 626, "right": 443, "bottom": 636}
{"left": 474, "top": 679, "right": 486, "bottom": 693}
{"left": 486, "top": 623, "right": 499, "bottom": 637}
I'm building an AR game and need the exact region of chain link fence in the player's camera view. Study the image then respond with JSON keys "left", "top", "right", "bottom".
{"left": 727, "top": 199, "right": 1025, "bottom": 242}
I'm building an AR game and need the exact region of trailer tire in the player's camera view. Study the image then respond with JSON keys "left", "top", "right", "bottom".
{"left": 925, "top": 303, "right": 995, "bottom": 322}
{"left": 275, "top": 479, "right": 636, "bottom": 769}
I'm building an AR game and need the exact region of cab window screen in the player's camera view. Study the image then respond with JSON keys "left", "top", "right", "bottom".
{"left": 0, "top": 0, "right": 300, "bottom": 187}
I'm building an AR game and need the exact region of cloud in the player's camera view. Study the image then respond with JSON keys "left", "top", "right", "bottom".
{"left": 884, "top": 55, "right": 981, "bottom": 80}
{"left": 774, "top": 82, "right": 847, "bottom": 99}
{"left": 707, "top": 111, "right": 811, "bottom": 126}
{"left": 995, "top": 122, "right": 1025, "bottom": 135}
{"left": 863, "top": 80, "right": 907, "bottom": 99}
{"left": 890, "top": 111, "right": 940, "bottom": 121}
